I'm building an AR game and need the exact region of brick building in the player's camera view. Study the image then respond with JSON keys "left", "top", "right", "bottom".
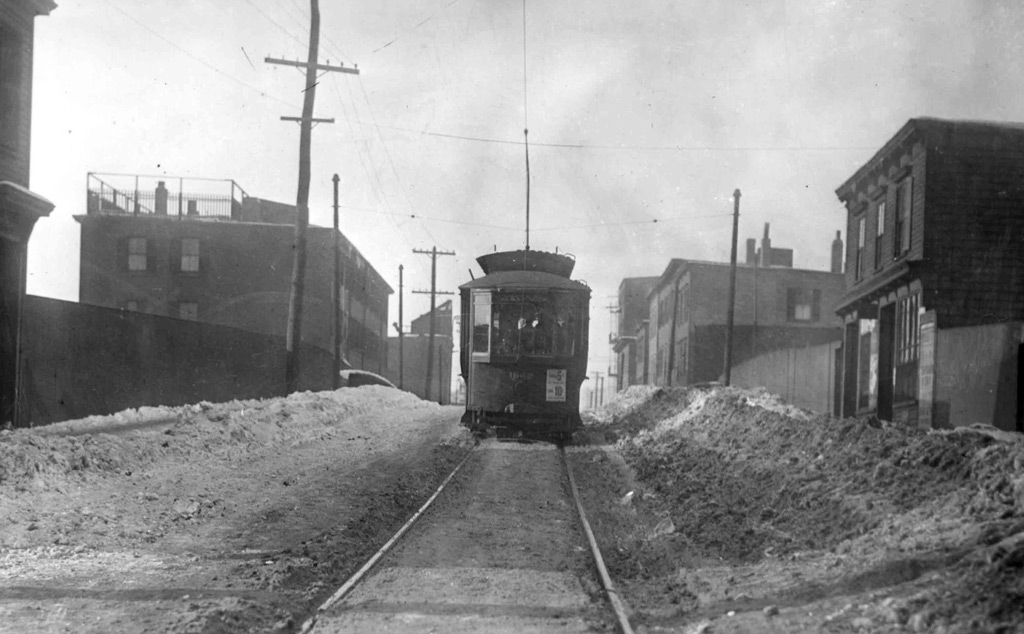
{"left": 1, "top": 0, "right": 55, "bottom": 426}
{"left": 610, "top": 276, "right": 659, "bottom": 391}
{"left": 644, "top": 224, "right": 845, "bottom": 387}
{"left": 835, "top": 118, "right": 1024, "bottom": 431}
{"left": 76, "top": 173, "right": 392, "bottom": 375}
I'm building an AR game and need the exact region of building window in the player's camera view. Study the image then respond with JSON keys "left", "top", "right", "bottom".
{"left": 855, "top": 216, "right": 866, "bottom": 281}
{"left": 178, "top": 302, "right": 199, "bottom": 321}
{"left": 658, "top": 292, "right": 671, "bottom": 326}
{"left": 787, "top": 288, "right": 821, "bottom": 322}
{"left": 679, "top": 285, "right": 689, "bottom": 325}
{"left": 128, "top": 237, "right": 148, "bottom": 271}
{"left": 181, "top": 238, "right": 200, "bottom": 272}
{"left": 677, "top": 337, "right": 687, "bottom": 382}
{"left": 894, "top": 293, "right": 920, "bottom": 402}
{"left": 874, "top": 201, "right": 886, "bottom": 270}
{"left": 894, "top": 178, "right": 912, "bottom": 258}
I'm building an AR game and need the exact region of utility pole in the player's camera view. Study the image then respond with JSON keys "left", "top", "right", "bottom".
{"left": 332, "top": 173, "right": 341, "bottom": 388}
{"left": 412, "top": 247, "right": 455, "bottom": 401}
{"left": 723, "top": 188, "right": 741, "bottom": 386}
{"left": 393, "top": 264, "right": 405, "bottom": 390}
{"left": 268, "top": 0, "right": 360, "bottom": 394}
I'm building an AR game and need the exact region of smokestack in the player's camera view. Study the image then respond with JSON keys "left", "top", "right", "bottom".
{"left": 745, "top": 238, "right": 757, "bottom": 265}
{"left": 155, "top": 181, "right": 168, "bottom": 215}
{"left": 760, "top": 223, "right": 772, "bottom": 266}
{"left": 831, "top": 230, "right": 844, "bottom": 273}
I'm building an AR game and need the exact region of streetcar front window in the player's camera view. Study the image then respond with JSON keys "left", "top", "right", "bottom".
{"left": 472, "top": 293, "right": 491, "bottom": 353}
{"left": 491, "top": 291, "right": 578, "bottom": 357}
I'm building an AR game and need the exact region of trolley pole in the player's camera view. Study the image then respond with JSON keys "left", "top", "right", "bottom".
{"left": 413, "top": 247, "right": 455, "bottom": 402}
{"left": 723, "top": 188, "right": 741, "bottom": 386}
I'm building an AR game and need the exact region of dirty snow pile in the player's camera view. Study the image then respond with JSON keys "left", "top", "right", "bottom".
{"left": 589, "top": 386, "right": 1024, "bottom": 632}
{"left": 0, "top": 387, "right": 442, "bottom": 493}
{"left": 582, "top": 385, "right": 695, "bottom": 438}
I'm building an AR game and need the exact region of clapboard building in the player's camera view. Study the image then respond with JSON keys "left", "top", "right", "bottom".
{"left": 835, "top": 118, "right": 1024, "bottom": 431}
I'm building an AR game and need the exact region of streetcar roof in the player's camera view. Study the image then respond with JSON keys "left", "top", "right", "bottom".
{"left": 459, "top": 270, "right": 590, "bottom": 292}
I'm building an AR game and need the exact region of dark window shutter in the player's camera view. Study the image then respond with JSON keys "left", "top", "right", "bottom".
{"left": 786, "top": 288, "right": 796, "bottom": 320}
{"left": 169, "top": 238, "right": 182, "bottom": 273}
{"left": 116, "top": 237, "right": 128, "bottom": 271}
{"left": 812, "top": 289, "right": 822, "bottom": 321}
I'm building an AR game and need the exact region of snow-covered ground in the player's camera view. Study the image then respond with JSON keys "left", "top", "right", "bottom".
{"left": 4, "top": 383, "right": 1022, "bottom": 633}
{"left": 0, "top": 387, "right": 471, "bottom": 632}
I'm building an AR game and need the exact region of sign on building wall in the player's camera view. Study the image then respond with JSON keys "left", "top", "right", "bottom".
{"left": 860, "top": 318, "right": 878, "bottom": 411}
{"left": 917, "top": 310, "right": 936, "bottom": 429}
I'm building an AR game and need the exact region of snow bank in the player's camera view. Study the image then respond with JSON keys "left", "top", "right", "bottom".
{"left": 0, "top": 387, "right": 443, "bottom": 490}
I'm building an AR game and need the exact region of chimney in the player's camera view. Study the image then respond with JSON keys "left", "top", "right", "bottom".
{"left": 760, "top": 223, "right": 772, "bottom": 266}
{"left": 155, "top": 181, "right": 168, "bottom": 215}
{"left": 831, "top": 230, "right": 844, "bottom": 273}
{"left": 745, "top": 238, "right": 757, "bottom": 265}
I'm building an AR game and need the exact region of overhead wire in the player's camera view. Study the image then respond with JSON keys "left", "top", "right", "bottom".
{"left": 354, "top": 77, "right": 444, "bottom": 247}
{"left": 366, "top": 0, "right": 462, "bottom": 55}
{"left": 349, "top": 205, "right": 734, "bottom": 233}
{"left": 282, "top": 0, "right": 355, "bottom": 64}
{"left": 344, "top": 123, "right": 878, "bottom": 152}
{"left": 102, "top": 0, "right": 301, "bottom": 111}
{"left": 330, "top": 75, "right": 422, "bottom": 252}
{"left": 243, "top": 0, "right": 307, "bottom": 50}
{"left": 291, "top": 7, "right": 445, "bottom": 249}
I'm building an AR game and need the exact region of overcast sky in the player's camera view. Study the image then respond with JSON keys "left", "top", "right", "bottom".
{"left": 26, "top": 0, "right": 1024, "bottom": 372}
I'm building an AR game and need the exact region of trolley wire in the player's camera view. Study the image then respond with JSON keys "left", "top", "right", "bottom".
{"left": 101, "top": 0, "right": 300, "bottom": 111}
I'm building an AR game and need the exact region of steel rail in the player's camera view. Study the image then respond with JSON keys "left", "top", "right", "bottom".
{"left": 298, "top": 445, "right": 476, "bottom": 634}
{"left": 562, "top": 446, "right": 636, "bottom": 634}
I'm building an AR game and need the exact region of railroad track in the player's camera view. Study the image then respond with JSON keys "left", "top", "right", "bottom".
{"left": 299, "top": 439, "right": 634, "bottom": 634}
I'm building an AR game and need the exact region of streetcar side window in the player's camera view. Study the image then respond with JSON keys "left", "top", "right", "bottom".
{"left": 472, "top": 293, "right": 491, "bottom": 354}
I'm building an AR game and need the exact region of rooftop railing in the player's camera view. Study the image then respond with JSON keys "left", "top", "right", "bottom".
{"left": 86, "top": 172, "right": 248, "bottom": 220}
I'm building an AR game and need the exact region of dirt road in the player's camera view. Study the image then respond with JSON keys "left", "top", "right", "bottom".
{"left": 314, "top": 441, "right": 613, "bottom": 634}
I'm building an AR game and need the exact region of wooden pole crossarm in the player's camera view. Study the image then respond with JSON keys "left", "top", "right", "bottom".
{"left": 264, "top": 56, "right": 360, "bottom": 75}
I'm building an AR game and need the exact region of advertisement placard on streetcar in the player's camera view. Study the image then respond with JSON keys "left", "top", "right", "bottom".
{"left": 546, "top": 369, "right": 567, "bottom": 402}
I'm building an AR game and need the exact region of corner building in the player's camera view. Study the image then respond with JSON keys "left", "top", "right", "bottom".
{"left": 835, "top": 118, "right": 1024, "bottom": 431}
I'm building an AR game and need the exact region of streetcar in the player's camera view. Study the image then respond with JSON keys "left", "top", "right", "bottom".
{"left": 458, "top": 248, "right": 590, "bottom": 440}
